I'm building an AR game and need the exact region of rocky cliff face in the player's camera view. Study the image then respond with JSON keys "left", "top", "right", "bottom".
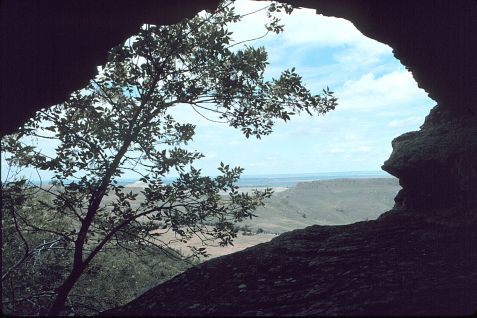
{"left": 382, "top": 106, "right": 477, "bottom": 223}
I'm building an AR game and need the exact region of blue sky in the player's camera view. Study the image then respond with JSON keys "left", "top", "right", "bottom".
{"left": 1, "top": 0, "right": 436, "bottom": 181}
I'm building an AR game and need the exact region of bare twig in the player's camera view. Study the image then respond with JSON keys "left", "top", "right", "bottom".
{"left": 1, "top": 208, "right": 30, "bottom": 282}
{"left": 190, "top": 104, "right": 227, "bottom": 123}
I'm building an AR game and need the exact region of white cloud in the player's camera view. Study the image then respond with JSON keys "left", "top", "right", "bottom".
{"left": 278, "top": 13, "right": 366, "bottom": 46}
{"left": 332, "top": 40, "right": 392, "bottom": 67}
{"left": 330, "top": 147, "right": 346, "bottom": 153}
{"left": 328, "top": 145, "right": 371, "bottom": 155}
{"left": 336, "top": 70, "right": 429, "bottom": 112}
{"left": 343, "top": 133, "right": 364, "bottom": 141}
{"left": 203, "top": 152, "right": 217, "bottom": 160}
{"left": 355, "top": 146, "right": 371, "bottom": 152}
{"left": 231, "top": 1, "right": 386, "bottom": 49}
{"left": 387, "top": 116, "right": 424, "bottom": 129}
{"left": 168, "top": 103, "right": 226, "bottom": 127}
{"left": 227, "top": 140, "right": 244, "bottom": 146}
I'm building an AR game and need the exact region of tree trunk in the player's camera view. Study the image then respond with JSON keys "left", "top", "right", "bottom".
{"left": 46, "top": 264, "right": 84, "bottom": 316}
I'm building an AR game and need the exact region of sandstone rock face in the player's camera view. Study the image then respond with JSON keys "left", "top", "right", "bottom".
{"left": 382, "top": 106, "right": 477, "bottom": 218}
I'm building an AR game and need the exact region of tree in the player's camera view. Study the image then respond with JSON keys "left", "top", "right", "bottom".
{"left": 1, "top": 178, "right": 197, "bottom": 315}
{"left": 1, "top": 0, "right": 337, "bottom": 315}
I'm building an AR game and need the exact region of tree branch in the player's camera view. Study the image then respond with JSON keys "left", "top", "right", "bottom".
{"left": 1, "top": 208, "right": 30, "bottom": 281}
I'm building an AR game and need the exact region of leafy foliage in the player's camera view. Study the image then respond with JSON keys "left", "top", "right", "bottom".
{"left": 2, "top": 0, "right": 337, "bottom": 315}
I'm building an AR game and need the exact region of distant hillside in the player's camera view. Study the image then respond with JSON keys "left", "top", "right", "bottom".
{"left": 240, "top": 178, "right": 401, "bottom": 233}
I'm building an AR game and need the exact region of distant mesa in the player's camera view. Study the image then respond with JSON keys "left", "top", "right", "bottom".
{"left": 125, "top": 180, "right": 148, "bottom": 188}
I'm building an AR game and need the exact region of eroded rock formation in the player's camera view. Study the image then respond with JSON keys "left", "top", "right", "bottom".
{"left": 382, "top": 105, "right": 477, "bottom": 222}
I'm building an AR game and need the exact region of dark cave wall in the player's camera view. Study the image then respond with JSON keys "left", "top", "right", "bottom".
{"left": 3, "top": 2, "right": 476, "bottom": 315}
{"left": 1, "top": 0, "right": 476, "bottom": 213}
{"left": 382, "top": 105, "right": 477, "bottom": 215}
{"left": 0, "top": 0, "right": 219, "bottom": 137}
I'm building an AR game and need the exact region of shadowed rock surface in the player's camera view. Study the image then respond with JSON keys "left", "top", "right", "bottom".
{"left": 383, "top": 106, "right": 477, "bottom": 215}
{"left": 0, "top": 0, "right": 219, "bottom": 136}
{"left": 103, "top": 214, "right": 477, "bottom": 316}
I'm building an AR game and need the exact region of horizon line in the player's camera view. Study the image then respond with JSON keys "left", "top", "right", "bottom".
{"left": 19, "top": 170, "right": 392, "bottom": 184}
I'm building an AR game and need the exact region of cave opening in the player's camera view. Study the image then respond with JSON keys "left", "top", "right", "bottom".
{"left": 4, "top": 1, "right": 462, "bottom": 316}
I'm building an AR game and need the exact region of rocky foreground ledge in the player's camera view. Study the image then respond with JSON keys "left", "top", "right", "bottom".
{"left": 102, "top": 210, "right": 477, "bottom": 316}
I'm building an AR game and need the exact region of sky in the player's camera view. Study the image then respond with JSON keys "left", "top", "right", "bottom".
{"left": 1, "top": 0, "right": 436, "bottom": 180}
